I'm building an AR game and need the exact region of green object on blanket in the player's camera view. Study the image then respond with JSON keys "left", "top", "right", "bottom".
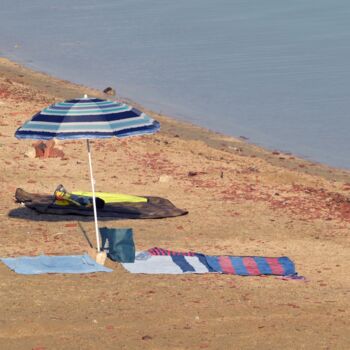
{"left": 54, "top": 185, "right": 105, "bottom": 208}
{"left": 72, "top": 191, "right": 147, "bottom": 203}
{"left": 54, "top": 185, "right": 146, "bottom": 208}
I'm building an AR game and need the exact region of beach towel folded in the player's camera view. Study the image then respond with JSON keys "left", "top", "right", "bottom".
{"left": 1, "top": 254, "right": 113, "bottom": 275}
{"left": 121, "top": 251, "right": 214, "bottom": 274}
{"left": 122, "top": 247, "right": 297, "bottom": 276}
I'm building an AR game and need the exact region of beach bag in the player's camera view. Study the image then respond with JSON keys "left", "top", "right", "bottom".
{"left": 99, "top": 227, "right": 135, "bottom": 263}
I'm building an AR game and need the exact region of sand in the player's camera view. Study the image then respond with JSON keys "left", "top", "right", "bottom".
{"left": 0, "top": 57, "right": 349, "bottom": 349}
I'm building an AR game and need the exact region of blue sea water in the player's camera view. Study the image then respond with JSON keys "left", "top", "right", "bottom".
{"left": 1, "top": 0, "right": 350, "bottom": 169}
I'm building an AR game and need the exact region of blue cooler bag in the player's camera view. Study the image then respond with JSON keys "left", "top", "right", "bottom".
{"left": 99, "top": 227, "right": 135, "bottom": 263}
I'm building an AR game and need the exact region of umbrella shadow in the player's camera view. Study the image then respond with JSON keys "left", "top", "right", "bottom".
{"left": 8, "top": 207, "right": 123, "bottom": 222}
{"left": 77, "top": 221, "right": 94, "bottom": 248}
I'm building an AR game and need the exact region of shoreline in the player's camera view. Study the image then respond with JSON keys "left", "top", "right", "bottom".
{"left": 1, "top": 56, "right": 349, "bottom": 183}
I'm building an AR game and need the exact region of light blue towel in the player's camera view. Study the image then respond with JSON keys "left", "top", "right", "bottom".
{"left": 1, "top": 254, "right": 113, "bottom": 275}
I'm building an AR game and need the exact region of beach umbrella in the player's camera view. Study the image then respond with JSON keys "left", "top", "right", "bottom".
{"left": 15, "top": 95, "right": 160, "bottom": 257}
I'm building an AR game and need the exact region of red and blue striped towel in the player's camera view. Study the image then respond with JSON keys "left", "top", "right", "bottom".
{"left": 148, "top": 247, "right": 296, "bottom": 276}
{"left": 205, "top": 256, "right": 295, "bottom": 276}
{"left": 148, "top": 247, "right": 197, "bottom": 256}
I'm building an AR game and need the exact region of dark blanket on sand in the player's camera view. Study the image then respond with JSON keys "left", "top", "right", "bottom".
{"left": 15, "top": 188, "right": 188, "bottom": 219}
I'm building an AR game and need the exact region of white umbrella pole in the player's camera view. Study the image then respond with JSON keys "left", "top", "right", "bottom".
{"left": 86, "top": 139, "right": 101, "bottom": 252}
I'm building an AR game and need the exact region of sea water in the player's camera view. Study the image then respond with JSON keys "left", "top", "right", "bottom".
{"left": 1, "top": 0, "right": 350, "bottom": 169}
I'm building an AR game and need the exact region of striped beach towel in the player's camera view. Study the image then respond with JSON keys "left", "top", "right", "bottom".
{"left": 205, "top": 256, "right": 295, "bottom": 276}
{"left": 122, "top": 248, "right": 297, "bottom": 276}
{"left": 148, "top": 247, "right": 197, "bottom": 257}
{"left": 121, "top": 251, "right": 214, "bottom": 274}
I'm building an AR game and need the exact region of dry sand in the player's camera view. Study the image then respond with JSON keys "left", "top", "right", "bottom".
{"left": 0, "top": 57, "right": 349, "bottom": 349}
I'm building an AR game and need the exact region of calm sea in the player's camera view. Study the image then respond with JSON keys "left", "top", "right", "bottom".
{"left": 1, "top": 0, "right": 350, "bottom": 169}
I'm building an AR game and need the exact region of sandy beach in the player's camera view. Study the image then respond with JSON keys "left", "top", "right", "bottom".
{"left": 0, "top": 57, "right": 349, "bottom": 349}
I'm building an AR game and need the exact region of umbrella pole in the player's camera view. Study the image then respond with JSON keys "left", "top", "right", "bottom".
{"left": 86, "top": 139, "right": 101, "bottom": 252}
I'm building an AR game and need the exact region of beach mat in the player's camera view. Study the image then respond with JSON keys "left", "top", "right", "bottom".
{"left": 15, "top": 188, "right": 188, "bottom": 219}
{"left": 1, "top": 254, "right": 113, "bottom": 275}
{"left": 121, "top": 247, "right": 297, "bottom": 276}
{"left": 204, "top": 255, "right": 295, "bottom": 276}
{"left": 121, "top": 251, "right": 213, "bottom": 274}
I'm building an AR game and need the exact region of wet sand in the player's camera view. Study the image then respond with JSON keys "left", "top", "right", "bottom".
{"left": 0, "top": 57, "right": 349, "bottom": 349}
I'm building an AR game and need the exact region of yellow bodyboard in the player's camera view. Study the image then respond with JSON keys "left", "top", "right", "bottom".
{"left": 71, "top": 191, "right": 147, "bottom": 204}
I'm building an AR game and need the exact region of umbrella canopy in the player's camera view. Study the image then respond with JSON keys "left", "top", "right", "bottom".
{"left": 15, "top": 96, "right": 160, "bottom": 257}
{"left": 15, "top": 97, "right": 159, "bottom": 140}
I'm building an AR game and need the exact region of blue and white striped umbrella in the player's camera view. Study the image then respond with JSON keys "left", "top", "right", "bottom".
{"left": 15, "top": 96, "right": 160, "bottom": 140}
{"left": 15, "top": 95, "right": 160, "bottom": 256}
